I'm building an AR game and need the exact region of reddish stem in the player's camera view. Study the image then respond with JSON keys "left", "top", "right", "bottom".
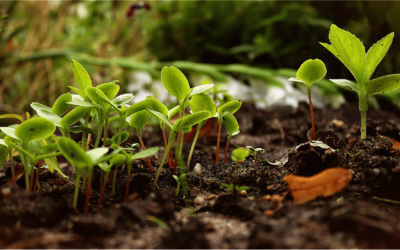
{"left": 84, "top": 176, "right": 92, "bottom": 216}
{"left": 223, "top": 137, "right": 231, "bottom": 164}
{"left": 124, "top": 171, "right": 131, "bottom": 202}
{"left": 308, "top": 92, "right": 316, "bottom": 140}
{"left": 173, "top": 130, "right": 182, "bottom": 173}
{"left": 138, "top": 134, "right": 153, "bottom": 173}
{"left": 254, "top": 154, "right": 258, "bottom": 165}
{"left": 216, "top": 123, "right": 222, "bottom": 164}
{"left": 162, "top": 129, "right": 172, "bottom": 168}
{"left": 96, "top": 181, "right": 106, "bottom": 213}
{"left": 33, "top": 160, "right": 41, "bottom": 193}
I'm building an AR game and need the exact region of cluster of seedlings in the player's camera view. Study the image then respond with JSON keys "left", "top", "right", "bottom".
{"left": 1, "top": 24, "right": 400, "bottom": 214}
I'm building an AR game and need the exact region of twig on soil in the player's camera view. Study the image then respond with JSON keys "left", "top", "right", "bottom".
{"left": 5, "top": 233, "right": 82, "bottom": 249}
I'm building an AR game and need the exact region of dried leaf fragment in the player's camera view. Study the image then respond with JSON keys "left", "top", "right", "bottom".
{"left": 381, "top": 135, "right": 400, "bottom": 154}
{"left": 283, "top": 167, "right": 352, "bottom": 205}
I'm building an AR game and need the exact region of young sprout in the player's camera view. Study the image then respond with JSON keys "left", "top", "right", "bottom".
{"left": 0, "top": 139, "right": 14, "bottom": 184}
{"left": 97, "top": 154, "right": 126, "bottom": 212}
{"left": 222, "top": 111, "right": 240, "bottom": 164}
{"left": 215, "top": 101, "right": 242, "bottom": 164}
{"left": 321, "top": 24, "right": 400, "bottom": 139}
{"left": 127, "top": 109, "right": 153, "bottom": 173}
{"left": 289, "top": 59, "right": 327, "bottom": 140}
{"left": 246, "top": 146, "right": 265, "bottom": 165}
{"left": 187, "top": 93, "right": 216, "bottom": 172}
{"left": 220, "top": 183, "right": 249, "bottom": 193}
{"left": 154, "top": 110, "right": 211, "bottom": 185}
{"left": 229, "top": 147, "right": 250, "bottom": 199}
{"left": 346, "top": 150, "right": 361, "bottom": 163}
{"left": 172, "top": 173, "right": 186, "bottom": 196}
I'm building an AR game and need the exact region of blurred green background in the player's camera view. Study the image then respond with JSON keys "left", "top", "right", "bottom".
{"left": 1, "top": 0, "right": 400, "bottom": 116}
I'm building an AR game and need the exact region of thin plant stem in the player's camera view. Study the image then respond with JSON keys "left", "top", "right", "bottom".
{"left": 112, "top": 169, "right": 118, "bottom": 195}
{"left": 73, "top": 167, "right": 82, "bottom": 209}
{"left": 187, "top": 123, "right": 202, "bottom": 172}
{"left": 215, "top": 122, "right": 222, "bottom": 164}
{"left": 108, "top": 170, "right": 113, "bottom": 192}
{"left": 162, "top": 128, "right": 172, "bottom": 168}
{"left": 254, "top": 154, "right": 258, "bottom": 165}
{"left": 307, "top": 91, "right": 316, "bottom": 140}
{"left": 154, "top": 131, "right": 176, "bottom": 185}
{"left": 174, "top": 130, "right": 181, "bottom": 173}
{"left": 175, "top": 182, "right": 181, "bottom": 196}
{"left": 29, "top": 163, "right": 35, "bottom": 192}
{"left": 84, "top": 173, "right": 92, "bottom": 216}
{"left": 33, "top": 160, "right": 41, "bottom": 193}
{"left": 103, "top": 112, "right": 110, "bottom": 147}
{"left": 81, "top": 168, "right": 87, "bottom": 194}
{"left": 361, "top": 110, "right": 367, "bottom": 139}
{"left": 96, "top": 172, "right": 109, "bottom": 213}
{"left": 86, "top": 116, "right": 95, "bottom": 151}
{"left": 94, "top": 123, "right": 104, "bottom": 148}
{"left": 138, "top": 133, "right": 153, "bottom": 173}
{"left": 223, "top": 137, "right": 231, "bottom": 164}
{"left": 22, "top": 143, "right": 30, "bottom": 191}
{"left": 9, "top": 150, "right": 15, "bottom": 185}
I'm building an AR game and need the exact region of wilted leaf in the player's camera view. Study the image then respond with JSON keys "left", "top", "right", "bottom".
{"left": 283, "top": 167, "right": 352, "bottom": 205}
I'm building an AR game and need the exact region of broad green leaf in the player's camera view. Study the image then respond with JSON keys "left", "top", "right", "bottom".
{"left": 86, "top": 86, "right": 110, "bottom": 108}
{"left": 147, "top": 109, "right": 173, "bottom": 130}
{"left": 58, "top": 137, "right": 93, "bottom": 168}
{"left": 92, "top": 148, "right": 122, "bottom": 165}
{"left": 323, "top": 24, "right": 366, "bottom": 83}
{"left": 190, "top": 93, "right": 216, "bottom": 117}
{"left": 40, "top": 143, "right": 59, "bottom": 154}
{"left": 147, "top": 95, "right": 168, "bottom": 116}
{"left": 98, "top": 162, "right": 111, "bottom": 172}
{"left": 67, "top": 100, "right": 101, "bottom": 109}
{"left": 0, "top": 114, "right": 24, "bottom": 122}
{"left": 329, "top": 79, "right": 360, "bottom": 96}
{"left": 182, "top": 126, "right": 192, "bottom": 134}
{"left": 96, "top": 81, "right": 120, "bottom": 100}
{"left": 111, "top": 131, "right": 129, "bottom": 144}
{"left": 131, "top": 147, "right": 159, "bottom": 161}
{"left": 69, "top": 125, "right": 97, "bottom": 135}
{"left": 36, "top": 109, "right": 62, "bottom": 127}
{"left": 31, "top": 102, "right": 52, "bottom": 113}
{"left": 0, "top": 127, "right": 19, "bottom": 140}
{"left": 0, "top": 139, "right": 8, "bottom": 167}
{"left": 189, "top": 84, "right": 214, "bottom": 97}
{"left": 296, "top": 59, "right": 327, "bottom": 86}
{"left": 173, "top": 111, "right": 210, "bottom": 132}
{"left": 44, "top": 156, "right": 67, "bottom": 178}
{"left": 15, "top": 118, "right": 56, "bottom": 143}
{"left": 161, "top": 66, "right": 191, "bottom": 103}
{"left": 86, "top": 148, "right": 109, "bottom": 163}
{"left": 112, "top": 94, "right": 134, "bottom": 106}
{"left": 60, "top": 106, "right": 87, "bottom": 129}
{"left": 365, "top": 32, "right": 394, "bottom": 81}
{"left": 124, "top": 98, "right": 153, "bottom": 117}
{"left": 68, "top": 86, "right": 83, "bottom": 98}
{"left": 217, "top": 100, "right": 242, "bottom": 119}
{"left": 110, "top": 154, "right": 126, "bottom": 168}
{"left": 51, "top": 93, "right": 72, "bottom": 116}
{"left": 366, "top": 74, "right": 400, "bottom": 96}
{"left": 129, "top": 110, "right": 150, "bottom": 131}
{"left": 222, "top": 111, "right": 239, "bottom": 136}
{"left": 168, "top": 105, "right": 180, "bottom": 120}
{"left": 231, "top": 147, "right": 249, "bottom": 162}
{"left": 71, "top": 59, "right": 92, "bottom": 98}
{"left": 71, "top": 94, "right": 84, "bottom": 102}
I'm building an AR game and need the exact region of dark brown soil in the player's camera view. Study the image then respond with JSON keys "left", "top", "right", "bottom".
{"left": 1, "top": 102, "right": 400, "bottom": 249}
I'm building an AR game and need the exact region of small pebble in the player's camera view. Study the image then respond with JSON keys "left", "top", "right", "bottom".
{"left": 332, "top": 119, "right": 344, "bottom": 128}
{"left": 265, "top": 210, "right": 275, "bottom": 217}
{"left": 271, "top": 194, "right": 283, "bottom": 206}
{"left": 262, "top": 195, "right": 271, "bottom": 201}
{"left": 194, "top": 196, "right": 205, "bottom": 205}
{"left": 372, "top": 168, "right": 380, "bottom": 176}
{"left": 193, "top": 163, "right": 202, "bottom": 176}
{"left": 1, "top": 187, "right": 12, "bottom": 198}
{"left": 240, "top": 190, "right": 247, "bottom": 196}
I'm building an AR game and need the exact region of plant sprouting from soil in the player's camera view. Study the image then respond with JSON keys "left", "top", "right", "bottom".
{"left": 289, "top": 59, "right": 327, "bottom": 140}
{"left": 222, "top": 111, "right": 240, "bottom": 163}
{"left": 220, "top": 183, "right": 249, "bottom": 193}
{"left": 320, "top": 24, "right": 400, "bottom": 139}
{"left": 246, "top": 146, "right": 265, "bottom": 164}
{"left": 346, "top": 150, "right": 361, "bottom": 163}
{"left": 172, "top": 173, "right": 186, "bottom": 196}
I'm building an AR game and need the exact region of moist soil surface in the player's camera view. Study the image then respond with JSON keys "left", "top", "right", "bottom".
{"left": 1, "top": 102, "right": 400, "bottom": 248}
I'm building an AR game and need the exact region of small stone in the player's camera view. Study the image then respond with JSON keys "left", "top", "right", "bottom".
{"left": 240, "top": 190, "right": 247, "bottom": 196}
{"left": 265, "top": 210, "right": 275, "bottom": 217}
{"left": 267, "top": 185, "right": 274, "bottom": 191}
{"left": 193, "top": 163, "right": 202, "bottom": 176}
{"left": 261, "top": 195, "right": 271, "bottom": 201}
{"left": 332, "top": 119, "right": 344, "bottom": 128}
{"left": 271, "top": 194, "right": 283, "bottom": 206}
{"left": 1, "top": 187, "right": 12, "bottom": 198}
{"left": 194, "top": 196, "right": 205, "bottom": 205}
{"left": 372, "top": 168, "right": 380, "bottom": 176}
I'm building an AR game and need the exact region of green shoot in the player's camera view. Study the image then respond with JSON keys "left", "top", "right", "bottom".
{"left": 289, "top": 59, "right": 327, "bottom": 140}
{"left": 246, "top": 146, "right": 265, "bottom": 164}
{"left": 220, "top": 183, "right": 249, "bottom": 193}
{"left": 222, "top": 111, "right": 240, "bottom": 164}
{"left": 321, "top": 24, "right": 400, "bottom": 139}
{"left": 346, "top": 150, "right": 361, "bottom": 163}
{"left": 172, "top": 173, "right": 186, "bottom": 196}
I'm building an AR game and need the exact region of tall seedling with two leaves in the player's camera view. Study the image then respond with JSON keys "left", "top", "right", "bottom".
{"left": 321, "top": 24, "right": 400, "bottom": 139}
{"left": 289, "top": 59, "right": 327, "bottom": 140}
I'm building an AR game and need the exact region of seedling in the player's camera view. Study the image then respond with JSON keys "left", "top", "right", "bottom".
{"left": 346, "top": 150, "right": 361, "bottom": 163}
{"left": 222, "top": 111, "right": 240, "bottom": 164}
{"left": 246, "top": 146, "right": 265, "bottom": 164}
{"left": 220, "top": 183, "right": 249, "bottom": 193}
{"left": 187, "top": 93, "right": 216, "bottom": 172}
{"left": 215, "top": 100, "right": 242, "bottom": 164}
{"left": 289, "top": 59, "right": 327, "bottom": 140}
{"left": 321, "top": 24, "right": 400, "bottom": 139}
{"left": 128, "top": 109, "right": 154, "bottom": 172}
{"left": 172, "top": 173, "right": 187, "bottom": 196}
{"left": 231, "top": 147, "right": 250, "bottom": 163}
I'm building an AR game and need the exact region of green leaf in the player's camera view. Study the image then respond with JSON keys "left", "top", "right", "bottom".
{"left": 86, "top": 86, "right": 111, "bottom": 108}
{"left": 173, "top": 111, "right": 210, "bottom": 132}
{"left": 131, "top": 147, "right": 159, "bottom": 161}
{"left": 189, "top": 84, "right": 214, "bottom": 97}
{"left": 68, "top": 86, "right": 83, "bottom": 98}
{"left": 0, "top": 139, "right": 8, "bottom": 167}
{"left": 231, "top": 147, "right": 249, "bottom": 162}
{"left": 0, "top": 127, "right": 19, "bottom": 140}
{"left": 147, "top": 95, "right": 168, "bottom": 116}
{"left": 40, "top": 143, "right": 59, "bottom": 154}
{"left": 110, "top": 154, "right": 126, "bottom": 168}
{"left": 111, "top": 131, "right": 129, "bottom": 144}
{"left": 161, "top": 66, "right": 191, "bottom": 103}
{"left": 112, "top": 94, "right": 134, "bottom": 106}
{"left": 147, "top": 109, "right": 173, "bottom": 130}
{"left": 58, "top": 137, "right": 93, "bottom": 168}
{"left": 329, "top": 79, "right": 360, "bottom": 96}
{"left": 51, "top": 93, "right": 72, "bottom": 116}
{"left": 60, "top": 106, "right": 87, "bottom": 129}
{"left": 172, "top": 175, "right": 179, "bottom": 182}
{"left": 0, "top": 114, "right": 25, "bottom": 122}
{"left": 98, "top": 162, "right": 111, "bottom": 173}
{"left": 71, "top": 59, "right": 92, "bottom": 98}
{"left": 67, "top": 100, "right": 101, "bottom": 109}
{"left": 190, "top": 93, "right": 216, "bottom": 117}
{"left": 366, "top": 74, "right": 400, "bottom": 96}
{"left": 128, "top": 110, "right": 150, "bottom": 131}
{"left": 323, "top": 24, "right": 366, "bottom": 84}
{"left": 69, "top": 125, "right": 97, "bottom": 135}
{"left": 296, "top": 59, "right": 327, "bottom": 86}
{"left": 124, "top": 98, "right": 153, "bottom": 117}
{"left": 31, "top": 102, "right": 52, "bottom": 113}
{"left": 96, "top": 81, "right": 120, "bottom": 100}
{"left": 15, "top": 117, "right": 56, "bottom": 144}
{"left": 86, "top": 148, "right": 109, "bottom": 163}
{"left": 365, "top": 32, "right": 394, "bottom": 81}
{"left": 237, "top": 186, "right": 249, "bottom": 191}
{"left": 217, "top": 100, "right": 242, "bottom": 119}
{"left": 168, "top": 105, "right": 180, "bottom": 120}
{"left": 222, "top": 111, "right": 239, "bottom": 136}
{"left": 35, "top": 109, "right": 62, "bottom": 127}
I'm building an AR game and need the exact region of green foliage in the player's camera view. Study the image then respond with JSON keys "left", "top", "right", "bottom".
{"left": 173, "top": 111, "right": 211, "bottom": 132}
{"left": 131, "top": 147, "right": 159, "bottom": 161}
{"left": 217, "top": 101, "right": 242, "bottom": 121}
{"left": 190, "top": 93, "right": 216, "bottom": 117}
{"left": 221, "top": 183, "right": 249, "bottom": 193}
{"left": 51, "top": 93, "right": 72, "bottom": 116}
{"left": 70, "top": 59, "right": 92, "bottom": 99}
{"left": 161, "top": 66, "right": 191, "bottom": 103}
{"left": 222, "top": 111, "right": 239, "bottom": 137}
{"left": 58, "top": 137, "right": 93, "bottom": 168}
{"left": 292, "top": 59, "right": 327, "bottom": 87}
{"left": 231, "top": 147, "right": 249, "bottom": 162}
{"left": 15, "top": 118, "right": 55, "bottom": 144}
{"left": 129, "top": 110, "right": 150, "bottom": 132}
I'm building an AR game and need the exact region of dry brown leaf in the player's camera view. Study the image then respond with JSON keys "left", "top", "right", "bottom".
{"left": 283, "top": 167, "right": 352, "bottom": 205}
{"left": 382, "top": 136, "right": 400, "bottom": 154}
{"left": 4, "top": 163, "right": 24, "bottom": 186}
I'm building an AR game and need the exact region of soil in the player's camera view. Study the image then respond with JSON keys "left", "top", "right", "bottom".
{"left": 1, "top": 102, "right": 400, "bottom": 249}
